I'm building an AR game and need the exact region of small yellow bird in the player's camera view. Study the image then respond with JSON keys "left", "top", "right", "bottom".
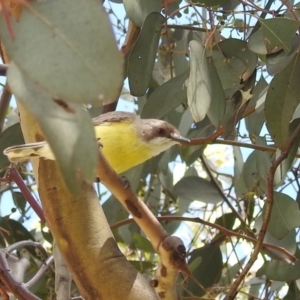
{"left": 4, "top": 111, "right": 189, "bottom": 174}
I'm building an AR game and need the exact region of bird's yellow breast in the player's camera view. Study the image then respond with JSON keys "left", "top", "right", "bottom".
{"left": 94, "top": 121, "right": 154, "bottom": 174}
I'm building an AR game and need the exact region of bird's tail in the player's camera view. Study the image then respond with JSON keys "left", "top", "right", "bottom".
{"left": 3, "top": 141, "right": 55, "bottom": 162}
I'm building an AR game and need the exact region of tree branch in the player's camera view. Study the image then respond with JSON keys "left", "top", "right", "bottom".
{"left": 7, "top": 167, "right": 45, "bottom": 223}
{"left": 0, "top": 251, "right": 41, "bottom": 300}
{"left": 53, "top": 239, "right": 71, "bottom": 300}
{"left": 224, "top": 123, "right": 300, "bottom": 299}
{"left": 111, "top": 216, "right": 297, "bottom": 264}
{"left": 97, "top": 150, "right": 191, "bottom": 299}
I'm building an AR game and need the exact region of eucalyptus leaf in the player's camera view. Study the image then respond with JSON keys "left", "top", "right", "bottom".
{"left": 216, "top": 39, "right": 257, "bottom": 82}
{"left": 257, "top": 261, "right": 300, "bottom": 281}
{"left": 255, "top": 215, "right": 297, "bottom": 261}
{"left": 266, "top": 192, "right": 300, "bottom": 239}
{"left": 206, "top": 56, "right": 226, "bottom": 128}
{"left": 123, "top": 0, "right": 161, "bottom": 27}
{"left": 266, "top": 36, "right": 300, "bottom": 75}
{"left": 259, "top": 18, "right": 300, "bottom": 54}
{"left": 7, "top": 63, "right": 98, "bottom": 192}
{"left": 173, "top": 176, "right": 223, "bottom": 204}
{"left": 141, "top": 70, "right": 189, "bottom": 119}
{"left": 184, "top": 245, "right": 222, "bottom": 297}
{"left": 265, "top": 52, "right": 300, "bottom": 149}
{"left": 132, "top": 233, "right": 155, "bottom": 253}
{"left": 0, "top": 0, "right": 123, "bottom": 105}
{"left": 242, "top": 150, "right": 267, "bottom": 197}
{"left": 211, "top": 46, "right": 244, "bottom": 93}
{"left": 248, "top": 28, "right": 269, "bottom": 55}
{"left": 128, "top": 12, "right": 165, "bottom": 96}
{"left": 0, "top": 123, "right": 25, "bottom": 170}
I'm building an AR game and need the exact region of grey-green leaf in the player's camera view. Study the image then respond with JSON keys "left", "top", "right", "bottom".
{"left": 123, "top": 0, "right": 161, "bottom": 27}
{"left": 266, "top": 192, "right": 300, "bottom": 239}
{"left": 259, "top": 18, "right": 300, "bottom": 54}
{"left": 0, "top": 0, "right": 123, "bottom": 105}
{"left": 206, "top": 56, "right": 226, "bottom": 128}
{"left": 141, "top": 70, "right": 189, "bottom": 119}
{"left": 173, "top": 176, "right": 223, "bottom": 204}
{"left": 184, "top": 245, "right": 222, "bottom": 297}
{"left": 257, "top": 261, "right": 300, "bottom": 281}
{"left": 128, "top": 12, "right": 165, "bottom": 96}
{"left": 265, "top": 53, "right": 300, "bottom": 149}
{"left": 8, "top": 63, "right": 98, "bottom": 193}
{"left": 0, "top": 123, "right": 25, "bottom": 170}
{"left": 266, "top": 36, "right": 300, "bottom": 75}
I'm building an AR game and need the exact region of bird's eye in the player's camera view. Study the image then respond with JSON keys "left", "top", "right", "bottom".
{"left": 158, "top": 127, "right": 165, "bottom": 135}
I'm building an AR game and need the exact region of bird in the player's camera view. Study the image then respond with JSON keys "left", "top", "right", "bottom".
{"left": 3, "top": 111, "right": 190, "bottom": 174}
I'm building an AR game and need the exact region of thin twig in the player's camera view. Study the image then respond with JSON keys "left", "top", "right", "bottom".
{"left": 224, "top": 123, "right": 300, "bottom": 299}
{"left": 6, "top": 240, "right": 48, "bottom": 260}
{"left": 25, "top": 256, "right": 54, "bottom": 288}
{"left": 0, "top": 251, "right": 41, "bottom": 300}
{"left": 111, "top": 216, "right": 297, "bottom": 263}
{"left": 54, "top": 239, "right": 71, "bottom": 300}
{"left": 199, "top": 155, "right": 255, "bottom": 237}
{"left": 7, "top": 167, "right": 45, "bottom": 223}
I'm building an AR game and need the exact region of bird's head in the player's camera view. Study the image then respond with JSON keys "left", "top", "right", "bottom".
{"left": 138, "top": 119, "right": 190, "bottom": 155}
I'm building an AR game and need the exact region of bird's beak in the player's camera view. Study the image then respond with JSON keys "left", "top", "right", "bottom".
{"left": 170, "top": 133, "right": 190, "bottom": 144}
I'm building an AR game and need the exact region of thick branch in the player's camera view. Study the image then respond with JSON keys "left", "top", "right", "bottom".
{"left": 16, "top": 103, "right": 158, "bottom": 300}
{"left": 97, "top": 150, "right": 191, "bottom": 299}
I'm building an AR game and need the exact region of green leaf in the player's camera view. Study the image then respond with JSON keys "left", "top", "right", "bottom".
{"left": 132, "top": 233, "right": 155, "bottom": 253}
{"left": 13, "top": 192, "right": 27, "bottom": 214}
{"left": 160, "top": 214, "right": 182, "bottom": 235}
{"left": 255, "top": 215, "right": 296, "bottom": 259}
{"left": 265, "top": 52, "right": 300, "bottom": 149}
{"left": 7, "top": 63, "right": 98, "bottom": 193}
{"left": 128, "top": 12, "right": 165, "bottom": 96}
{"left": 266, "top": 192, "right": 300, "bottom": 239}
{"left": 215, "top": 213, "right": 236, "bottom": 230}
{"left": 212, "top": 42, "right": 246, "bottom": 93}
{"left": 128, "top": 260, "right": 155, "bottom": 273}
{"left": 242, "top": 149, "right": 268, "bottom": 197}
{"left": 188, "top": 256, "right": 202, "bottom": 272}
{"left": 0, "top": 218, "right": 35, "bottom": 245}
{"left": 173, "top": 176, "right": 223, "bottom": 204}
{"left": 173, "top": 30, "right": 189, "bottom": 76}
{"left": 0, "top": 0, "right": 123, "bottom": 105}
{"left": 219, "top": 257, "right": 247, "bottom": 286}
{"left": 257, "top": 261, "right": 300, "bottom": 281}
{"left": 216, "top": 39, "right": 257, "bottom": 83}
{"left": 123, "top": 0, "right": 161, "bottom": 27}
{"left": 274, "top": 120, "right": 300, "bottom": 187}
{"left": 0, "top": 123, "right": 25, "bottom": 170}
{"left": 141, "top": 70, "right": 189, "bottom": 119}
{"left": 245, "top": 76, "right": 268, "bottom": 137}
{"left": 283, "top": 281, "right": 300, "bottom": 300}
{"left": 184, "top": 245, "right": 222, "bottom": 297}
{"left": 259, "top": 18, "right": 300, "bottom": 54}
{"left": 248, "top": 28, "right": 269, "bottom": 55}
{"left": 206, "top": 55, "right": 226, "bottom": 128}
{"left": 266, "top": 36, "right": 300, "bottom": 75}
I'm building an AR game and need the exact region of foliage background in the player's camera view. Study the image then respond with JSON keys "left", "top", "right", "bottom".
{"left": 0, "top": 0, "right": 300, "bottom": 299}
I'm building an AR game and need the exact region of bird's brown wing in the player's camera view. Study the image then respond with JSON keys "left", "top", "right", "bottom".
{"left": 92, "top": 111, "right": 137, "bottom": 126}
